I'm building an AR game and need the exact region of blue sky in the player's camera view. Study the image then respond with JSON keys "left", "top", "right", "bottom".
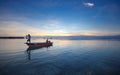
{"left": 0, "top": 0, "right": 120, "bottom": 36}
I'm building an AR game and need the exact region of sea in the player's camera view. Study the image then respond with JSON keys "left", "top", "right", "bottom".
{"left": 0, "top": 38, "right": 120, "bottom": 75}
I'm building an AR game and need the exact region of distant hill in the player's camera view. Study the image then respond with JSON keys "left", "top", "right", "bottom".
{"left": 45, "top": 35, "right": 120, "bottom": 40}
{"left": 0, "top": 37, "right": 24, "bottom": 39}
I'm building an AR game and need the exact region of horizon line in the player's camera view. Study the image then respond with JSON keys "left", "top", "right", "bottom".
{"left": 0, "top": 34, "right": 120, "bottom": 37}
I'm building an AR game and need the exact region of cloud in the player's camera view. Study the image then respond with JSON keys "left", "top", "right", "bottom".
{"left": 0, "top": 20, "right": 119, "bottom": 36}
{"left": 0, "top": 13, "right": 68, "bottom": 36}
{"left": 83, "top": 2, "right": 94, "bottom": 7}
{"left": 0, "top": 21, "right": 47, "bottom": 36}
{"left": 68, "top": 30, "right": 120, "bottom": 36}
{"left": 0, "top": 19, "right": 71, "bottom": 36}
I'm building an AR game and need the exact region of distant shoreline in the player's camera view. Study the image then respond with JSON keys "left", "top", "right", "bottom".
{"left": 0, "top": 35, "right": 120, "bottom": 40}
{"left": 0, "top": 37, "right": 24, "bottom": 39}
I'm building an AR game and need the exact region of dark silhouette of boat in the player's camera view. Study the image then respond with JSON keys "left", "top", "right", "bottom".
{"left": 26, "top": 44, "right": 52, "bottom": 50}
{"left": 25, "top": 42, "right": 53, "bottom": 47}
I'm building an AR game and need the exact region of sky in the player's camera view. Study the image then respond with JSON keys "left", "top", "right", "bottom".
{"left": 0, "top": 0, "right": 120, "bottom": 36}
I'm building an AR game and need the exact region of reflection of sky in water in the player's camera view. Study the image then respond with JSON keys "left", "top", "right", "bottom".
{"left": 0, "top": 39, "right": 120, "bottom": 75}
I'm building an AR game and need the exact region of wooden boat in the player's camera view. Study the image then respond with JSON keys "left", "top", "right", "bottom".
{"left": 27, "top": 45, "right": 52, "bottom": 50}
{"left": 25, "top": 42, "right": 53, "bottom": 47}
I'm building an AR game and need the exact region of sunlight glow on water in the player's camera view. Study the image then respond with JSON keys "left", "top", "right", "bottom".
{"left": 0, "top": 39, "right": 120, "bottom": 75}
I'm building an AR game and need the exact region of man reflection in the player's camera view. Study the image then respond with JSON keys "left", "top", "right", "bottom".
{"left": 26, "top": 50, "right": 31, "bottom": 60}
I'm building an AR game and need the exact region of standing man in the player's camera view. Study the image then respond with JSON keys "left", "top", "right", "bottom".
{"left": 26, "top": 34, "right": 31, "bottom": 43}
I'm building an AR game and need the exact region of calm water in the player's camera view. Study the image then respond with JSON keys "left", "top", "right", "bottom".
{"left": 0, "top": 39, "right": 120, "bottom": 75}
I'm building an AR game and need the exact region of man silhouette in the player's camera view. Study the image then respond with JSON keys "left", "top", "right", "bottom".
{"left": 26, "top": 34, "right": 31, "bottom": 43}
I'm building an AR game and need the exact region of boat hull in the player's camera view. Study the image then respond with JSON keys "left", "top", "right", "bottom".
{"left": 25, "top": 42, "right": 53, "bottom": 47}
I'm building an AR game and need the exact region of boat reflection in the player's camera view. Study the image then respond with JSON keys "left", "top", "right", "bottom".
{"left": 26, "top": 45, "right": 53, "bottom": 60}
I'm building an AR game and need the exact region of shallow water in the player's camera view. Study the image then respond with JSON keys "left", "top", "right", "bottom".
{"left": 0, "top": 39, "right": 120, "bottom": 75}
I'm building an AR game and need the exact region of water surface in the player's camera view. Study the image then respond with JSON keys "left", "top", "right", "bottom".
{"left": 0, "top": 39, "right": 120, "bottom": 75}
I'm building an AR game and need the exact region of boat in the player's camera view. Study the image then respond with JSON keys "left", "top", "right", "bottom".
{"left": 27, "top": 44, "right": 52, "bottom": 50}
{"left": 25, "top": 42, "right": 53, "bottom": 47}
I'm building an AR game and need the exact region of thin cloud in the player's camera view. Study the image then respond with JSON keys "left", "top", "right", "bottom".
{"left": 0, "top": 21, "right": 46, "bottom": 36}
{"left": 0, "top": 19, "right": 69, "bottom": 36}
{"left": 83, "top": 2, "right": 94, "bottom": 7}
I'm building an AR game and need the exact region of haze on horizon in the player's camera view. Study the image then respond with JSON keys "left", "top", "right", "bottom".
{"left": 0, "top": 0, "right": 120, "bottom": 36}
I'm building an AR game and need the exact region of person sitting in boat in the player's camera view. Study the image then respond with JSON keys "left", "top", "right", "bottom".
{"left": 26, "top": 34, "right": 31, "bottom": 43}
{"left": 46, "top": 39, "right": 51, "bottom": 43}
